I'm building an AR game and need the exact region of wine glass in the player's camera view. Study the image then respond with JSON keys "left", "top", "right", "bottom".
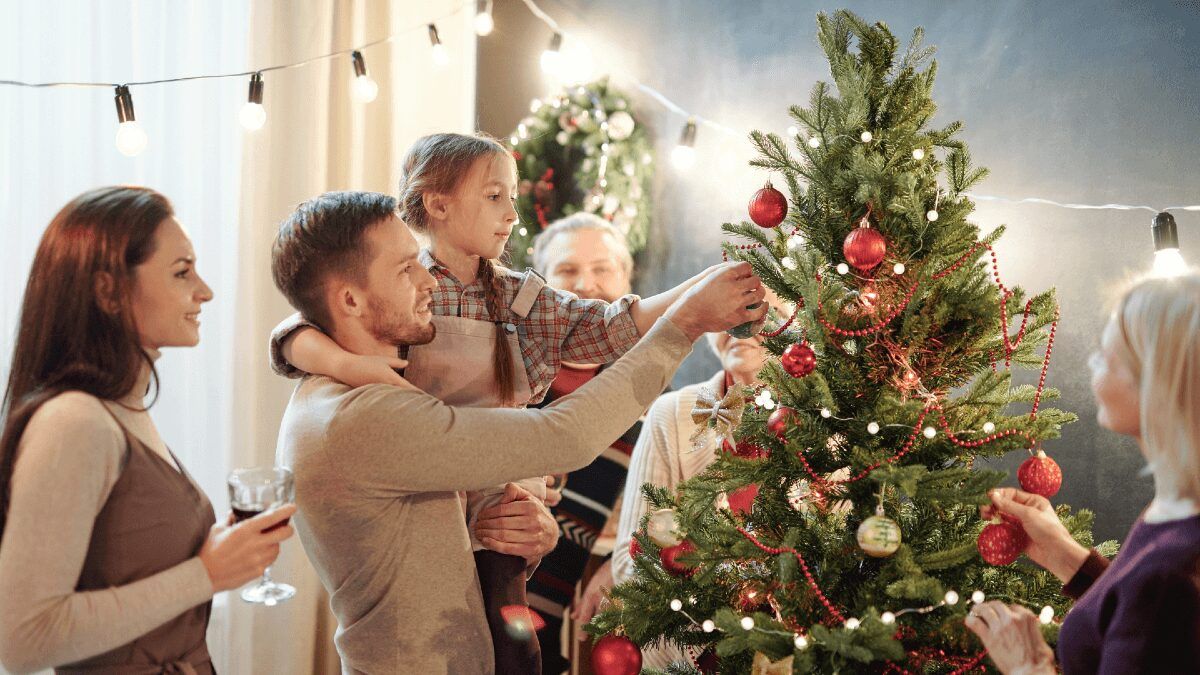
{"left": 227, "top": 466, "right": 295, "bottom": 605}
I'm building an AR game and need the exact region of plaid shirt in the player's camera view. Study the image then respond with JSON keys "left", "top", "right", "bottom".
{"left": 417, "top": 249, "right": 641, "bottom": 405}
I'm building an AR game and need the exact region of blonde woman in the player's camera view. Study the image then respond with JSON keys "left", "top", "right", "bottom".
{"left": 966, "top": 273, "right": 1200, "bottom": 674}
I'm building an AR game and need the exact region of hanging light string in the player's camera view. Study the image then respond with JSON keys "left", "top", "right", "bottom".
{"left": 518, "top": 0, "right": 1200, "bottom": 214}
{"left": 0, "top": 1, "right": 470, "bottom": 90}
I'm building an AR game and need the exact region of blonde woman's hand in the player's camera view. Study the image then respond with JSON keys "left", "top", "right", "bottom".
{"left": 964, "top": 601, "right": 1056, "bottom": 675}
{"left": 572, "top": 558, "right": 614, "bottom": 640}
{"left": 199, "top": 504, "right": 297, "bottom": 592}
{"left": 332, "top": 353, "right": 410, "bottom": 388}
{"left": 981, "top": 488, "right": 1090, "bottom": 581}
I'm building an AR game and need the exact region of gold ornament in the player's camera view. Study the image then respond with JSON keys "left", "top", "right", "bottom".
{"left": 751, "top": 652, "right": 794, "bottom": 675}
{"left": 857, "top": 507, "right": 902, "bottom": 557}
{"left": 689, "top": 384, "right": 745, "bottom": 451}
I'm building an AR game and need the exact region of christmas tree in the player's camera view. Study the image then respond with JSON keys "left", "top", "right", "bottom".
{"left": 589, "top": 11, "right": 1114, "bottom": 674}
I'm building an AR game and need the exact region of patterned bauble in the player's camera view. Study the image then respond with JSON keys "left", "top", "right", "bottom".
{"left": 660, "top": 540, "right": 697, "bottom": 577}
{"left": 767, "top": 406, "right": 795, "bottom": 438}
{"left": 1018, "top": 450, "right": 1063, "bottom": 498}
{"left": 781, "top": 342, "right": 817, "bottom": 378}
{"left": 646, "top": 508, "right": 682, "bottom": 547}
{"left": 843, "top": 224, "right": 887, "bottom": 271}
{"left": 978, "top": 516, "right": 1029, "bottom": 566}
{"left": 591, "top": 635, "right": 642, "bottom": 675}
{"left": 856, "top": 509, "right": 902, "bottom": 557}
{"left": 748, "top": 180, "right": 788, "bottom": 228}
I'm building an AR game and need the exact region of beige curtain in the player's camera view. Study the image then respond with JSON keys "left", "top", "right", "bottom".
{"left": 219, "top": 1, "right": 476, "bottom": 672}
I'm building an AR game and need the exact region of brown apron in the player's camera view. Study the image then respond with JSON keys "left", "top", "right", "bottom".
{"left": 402, "top": 269, "right": 544, "bottom": 675}
{"left": 58, "top": 409, "right": 217, "bottom": 675}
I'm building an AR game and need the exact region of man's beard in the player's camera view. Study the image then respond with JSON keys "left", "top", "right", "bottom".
{"left": 366, "top": 296, "right": 436, "bottom": 347}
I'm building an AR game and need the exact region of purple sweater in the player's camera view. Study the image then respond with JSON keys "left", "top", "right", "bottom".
{"left": 1058, "top": 514, "right": 1200, "bottom": 674}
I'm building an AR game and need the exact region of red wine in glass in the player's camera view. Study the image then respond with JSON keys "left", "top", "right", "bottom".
{"left": 227, "top": 467, "right": 296, "bottom": 605}
{"left": 231, "top": 505, "right": 290, "bottom": 532}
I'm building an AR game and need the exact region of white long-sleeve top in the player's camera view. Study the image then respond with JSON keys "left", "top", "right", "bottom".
{"left": 612, "top": 371, "right": 725, "bottom": 670}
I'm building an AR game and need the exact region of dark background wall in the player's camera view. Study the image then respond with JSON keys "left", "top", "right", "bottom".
{"left": 477, "top": 0, "right": 1200, "bottom": 544}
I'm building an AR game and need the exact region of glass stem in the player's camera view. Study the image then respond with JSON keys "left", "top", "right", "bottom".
{"left": 261, "top": 566, "right": 274, "bottom": 585}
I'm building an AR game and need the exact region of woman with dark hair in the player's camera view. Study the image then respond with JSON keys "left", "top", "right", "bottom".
{"left": 0, "top": 186, "right": 295, "bottom": 674}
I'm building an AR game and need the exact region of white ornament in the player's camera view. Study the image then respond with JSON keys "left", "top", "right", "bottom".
{"left": 836, "top": 262, "right": 850, "bottom": 275}
{"left": 867, "top": 421, "right": 880, "bottom": 435}
{"left": 860, "top": 131, "right": 873, "bottom": 143}
{"left": 845, "top": 617, "right": 861, "bottom": 630}
{"left": 926, "top": 210, "right": 939, "bottom": 222}
{"left": 881, "top": 611, "right": 896, "bottom": 625}
{"left": 646, "top": 508, "right": 681, "bottom": 547}
{"left": 1039, "top": 606, "right": 1054, "bottom": 624}
{"left": 857, "top": 513, "right": 902, "bottom": 557}
{"left": 944, "top": 590, "right": 960, "bottom": 605}
{"left": 807, "top": 136, "right": 821, "bottom": 148}
{"left": 702, "top": 619, "right": 715, "bottom": 632}
{"left": 794, "top": 634, "right": 809, "bottom": 649}
{"left": 820, "top": 408, "right": 832, "bottom": 418}
{"left": 741, "top": 616, "right": 755, "bottom": 630}
{"left": 893, "top": 262, "right": 906, "bottom": 275}
{"left": 923, "top": 426, "right": 937, "bottom": 439}
{"left": 912, "top": 148, "right": 925, "bottom": 160}
{"left": 971, "top": 590, "right": 986, "bottom": 604}
{"left": 670, "top": 598, "right": 683, "bottom": 611}
{"left": 787, "top": 234, "right": 804, "bottom": 249}
{"left": 982, "top": 422, "right": 995, "bottom": 434}
{"left": 606, "top": 111, "right": 636, "bottom": 140}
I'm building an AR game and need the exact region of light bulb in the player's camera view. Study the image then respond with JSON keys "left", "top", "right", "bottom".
{"left": 971, "top": 590, "right": 986, "bottom": 604}
{"left": 428, "top": 24, "right": 449, "bottom": 66}
{"left": 860, "top": 131, "right": 873, "bottom": 143}
{"left": 1039, "top": 606, "right": 1054, "bottom": 624}
{"left": 944, "top": 590, "right": 960, "bottom": 605}
{"left": 240, "top": 72, "right": 266, "bottom": 131}
{"left": 923, "top": 426, "right": 937, "bottom": 439}
{"left": 558, "top": 41, "right": 596, "bottom": 84}
{"left": 794, "top": 634, "right": 809, "bottom": 649}
{"left": 239, "top": 103, "right": 266, "bottom": 130}
{"left": 782, "top": 256, "right": 797, "bottom": 270}
{"left": 820, "top": 408, "right": 832, "bottom": 418}
{"left": 881, "top": 611, "right": 896, "bottom": 625}
{"left": 808, "top": 136, "right": 821, "bottom": 148}
{"left": 473, "top": 0, "right": 495, "bottom": 36}
{"left": 529, "top": 98, "right": 542, "bottom": 113}
{"left": 912, "top": 148, "right": 925, "bottom": 160}
{"left": 702, "top": 619, "right": 715, "bottom": 633}
{"left": 787, "top": 125, "right": 799, "bottom": 136}
{"left": 670, "top": 598, "right": 683, "bottom": 611}
{"left": 540, "top": 33, "right": 563, "bottom": 75}
{"left": 836, "top": 262, "right": 850, "bottom": 275}
{"left": 741, "top": 616, "right": 755, "bottom": 630}
{"left": 893, "top": 262, "right": 906, "bottom": 275}
{"left": 113, "top": 85, "right": 147, "bottom": 156}
{"left": 867, "top": 421, "right": 880, "bottom": 435}
{"left": 845, "top": 617, "right": 860, "bottom": 630}
{"left": 353, "top": 76, "right": 379, "bottom": 102}
{"left": 1153, "top": 248, "right": 1188, "bottom": 277}
{"left": 926, "top": 209, "right": 939, "bottom": 222}
{"left": 982, "top": 422, "right": 995, "bottom": 434}
{"left": 115, "top": 121, "right": 147, "bottom": 157}
{"left": 672, "top": 119, "right": 698, "bottom": 170}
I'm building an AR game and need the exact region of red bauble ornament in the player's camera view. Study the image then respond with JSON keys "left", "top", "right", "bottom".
{"left": 722, "top": 438, "right": 768, "bottom": 459}
{"left": 591, "top": 635, "right": 642, "bottom": 675}
{"left": 843, "top": 225, "right": 887, "bottom": 271}
{"left": 660, "top": 540, "right": 697, "bottom": 577}
{"left": 726, "top": 484, "right": 760, "bottom": 514}
{"left": 748, "top": 180, "right": 788, "bottom": 228}
{"left": 767, "top": 406, "right": 795, "bottom": 438}
{"left": 1018, "top": 450, "right": 1063, "bottom": 498}
{"left": 781, "top": 342, "right": 817, "bottom": 378}
{"left": 629, "top": 535, "right": 643, "bottom": 560}
{"left": 696, "top": 648, "right": 720, "bottom": 674}
{"left": 978, "top": 517, "right": 1029, "bottom": 566}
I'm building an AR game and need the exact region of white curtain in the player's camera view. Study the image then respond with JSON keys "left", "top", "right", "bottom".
{"left": 1, "top": 1, "right": 476, "bottom": 673}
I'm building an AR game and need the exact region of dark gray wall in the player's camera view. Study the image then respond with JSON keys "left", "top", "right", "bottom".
{"left": 478, "top": 0, "right": 1200, "bottom": 544}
